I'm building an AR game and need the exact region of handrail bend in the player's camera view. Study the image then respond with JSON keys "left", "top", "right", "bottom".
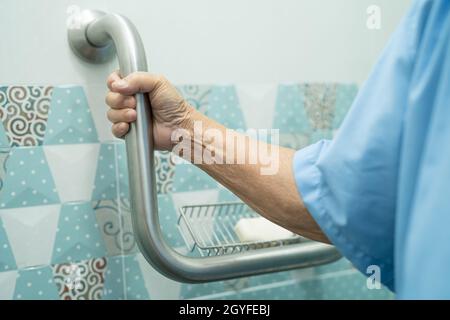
{"left": 67, "top": 10, "right": 341, "bottom": 283}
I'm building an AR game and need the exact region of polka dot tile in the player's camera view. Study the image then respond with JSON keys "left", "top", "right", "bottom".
{"left": 172, "top": 164, "right": 218, "bottom": 193}
{"left": 43, "top": 86, "right": 98, "bottom": 145}
{"left": 92, "top": 142, "right": 129, "bottom": 201}
{"left": 0, "top": 86, "right": 53, "bottom": 147}
{"left": 0, "top": 146, "right": 59, "bottom": 209}
{"left": 157, "top": 194, "right": 184, "bottom": 248}
{"left": 102, "top": 255, "right": 149, "bottom": 300}
{"left": 93, "top": 198, "right": 138, "bottom": 256}
{"left": 207, "top": 86, "right": 246, "bottom": 130}
{"left": 218, "top": 187, "right": 240, "bottom": 202}
{"left": 51, "top": 257, "right": 107, "bottom": 300}
{"left": 51, "top": 202, "right": 107, "bottom": 265}
{"left": 14, "top": 266, "right": 59, "bottom": 300}
{"left": 0, "top": 217, "right": 16, "bottom": 272}
{"left": 273, "top": 84, "right": 310, "bottom": 135}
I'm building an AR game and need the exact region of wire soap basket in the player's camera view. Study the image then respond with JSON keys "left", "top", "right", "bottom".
{"left": 178, "top": 202, "right": 306, "bottom": 257}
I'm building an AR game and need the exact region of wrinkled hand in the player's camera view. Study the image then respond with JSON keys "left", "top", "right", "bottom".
{"left": 105, "top": 71, "right": 193, "bottom": 150}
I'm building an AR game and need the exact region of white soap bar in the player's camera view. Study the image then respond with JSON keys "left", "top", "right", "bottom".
{"left": 234, "top": 217, "right": 295, "bottom": 243}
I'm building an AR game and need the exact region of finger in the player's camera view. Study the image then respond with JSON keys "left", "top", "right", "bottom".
{"left": 107, "top": 70, "right": 122, "bottom": 91}
{"left": 110, "top": 72, "right": 164, "bottom": 95}
{"left": 107, "top": 108, "right": 137, "bottom": 123}
{"left": 105, "top": 92, "right": 136, "bottom": 110}
{"left": 112, "top": 122, "right": 130, "bottom": 138}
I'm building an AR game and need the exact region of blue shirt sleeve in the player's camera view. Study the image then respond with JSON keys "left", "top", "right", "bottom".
{"left": 292, "top": 0, "right": 425, "bottom": 290}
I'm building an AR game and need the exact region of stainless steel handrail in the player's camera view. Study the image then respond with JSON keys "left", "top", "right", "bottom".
{"left": 67, "top": 10, "right": 341, "bottom": 283}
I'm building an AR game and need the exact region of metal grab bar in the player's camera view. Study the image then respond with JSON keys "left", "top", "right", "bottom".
{"left": 67, "top": 10, "right": 341, "bottom": 283}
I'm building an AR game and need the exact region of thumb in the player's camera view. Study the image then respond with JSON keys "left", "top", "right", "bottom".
{"left": 111, "top": 72, "right": 163, "bottom": 95}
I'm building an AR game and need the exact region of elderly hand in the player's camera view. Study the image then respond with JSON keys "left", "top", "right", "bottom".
{"left": 105, "top": 71, "right": 193, "bottom": 150}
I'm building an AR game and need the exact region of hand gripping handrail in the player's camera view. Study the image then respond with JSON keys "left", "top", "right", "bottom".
{"left": 67, "top": 10, "right": 341, "bottom": 283}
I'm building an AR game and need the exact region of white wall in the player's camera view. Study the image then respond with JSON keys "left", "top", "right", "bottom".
{"left": 0, "top": 0, "right": 411, "bottom": 140}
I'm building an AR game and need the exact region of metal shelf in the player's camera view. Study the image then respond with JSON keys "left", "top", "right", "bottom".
{"left": 178, "top": 202, "right": 306, "bottom": 257}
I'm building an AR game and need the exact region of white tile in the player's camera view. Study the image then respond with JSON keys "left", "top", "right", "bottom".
{"left": 0, "top": 270, "right": 18, "bottom": 300}
{"left": 44, "top": 144, "right": 100, "bottom": 203}
{"left": 136, "top": 253, "right": 182, "bottom": 300}
{"left": 0, "top": 205, "right": 60, "bottom": 268}
{"left": 236, "top": 84, "right": 278, "bottom": 129}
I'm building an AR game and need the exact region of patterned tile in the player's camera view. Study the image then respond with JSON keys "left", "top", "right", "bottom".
{"left": 103, "top": 255, "right": 149, "bottom": 300}
{"left": 14, "top": 266, "right": 59, "bottom": 300}
{"left": 155, "top": 151, "right": 176, "bottom": 194}
{"left": 51, "top": 257, "right": 107, "bottom": 300}
{"left": 51, "top": 202, "right": 107, "bottom": 265}
{"left": 93, "top": 198, "right": 137, "bottom": 256}
{"left": 0, "top": 147, "right": 59, "bottom": 209}
{"left": 43, "top": 86, "right": 98, "bottom": 145}
{"left": 177, "top": 85, "right": 212, "bottom": 114}
{"left": 0, "top": 86, "right": 53, "bottom": 147}
{"left": 303, "top": 84, "right": 337, "bottom": 131}
{"left": 0, "top": 82, "right": 367, "bottom": 301}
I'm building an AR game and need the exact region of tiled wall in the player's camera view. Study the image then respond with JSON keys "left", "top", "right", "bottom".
{"left": 0, "top": 83, "right": 393, "bottom": 300}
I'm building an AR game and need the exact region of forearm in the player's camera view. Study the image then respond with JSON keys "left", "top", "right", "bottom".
{"left": 175, "top": 108, "right": 329, "bottom": 243}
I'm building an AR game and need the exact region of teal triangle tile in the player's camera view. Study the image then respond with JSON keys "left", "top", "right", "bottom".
{"left": 14, "top": 266, "right": 59, "bottom": 300}
{"left": 333, "top": 84, "right": 358, "bottom": 129}
{"left": 172, "top": 164, "right": 218, "bottom": 193}
{"left": 218, "top": 187, "right": 240, "bottom": 202}
{"left": 92, "top": 142, "right": 129, "bottom": 201}
{"left": 103, "top": 255, "right": 149, "bottom": 300}
{"left": 0, "top": 217, "right": 17, "bottom": 272}
{"left": 0, "top": 147, "right": 60, "bottom": 209}
{"left": 273, "top": 84, "right": 311, "bottom": 135}
{"left": 157, "top": 194, "right": 184, "bottom": 248}
{"left": 51, "top": 202, "right": 107, "bottom": 264}
{"left": 0, "top": 86, "right": 53, "bottom": 147}
{"left": 44, "top": 86, "right": 98, "bottom": 145}
{"left": 207, "top": 86, "right": 246, "bottom": 130}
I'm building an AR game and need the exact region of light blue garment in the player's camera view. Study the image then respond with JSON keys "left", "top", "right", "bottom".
{"left": 293, "top": 0, "right": 450, "bottom": 299}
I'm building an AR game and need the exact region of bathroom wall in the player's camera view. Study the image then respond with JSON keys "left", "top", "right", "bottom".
{"left": 0, "top": 0, "right": 411, "bottom": 300}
